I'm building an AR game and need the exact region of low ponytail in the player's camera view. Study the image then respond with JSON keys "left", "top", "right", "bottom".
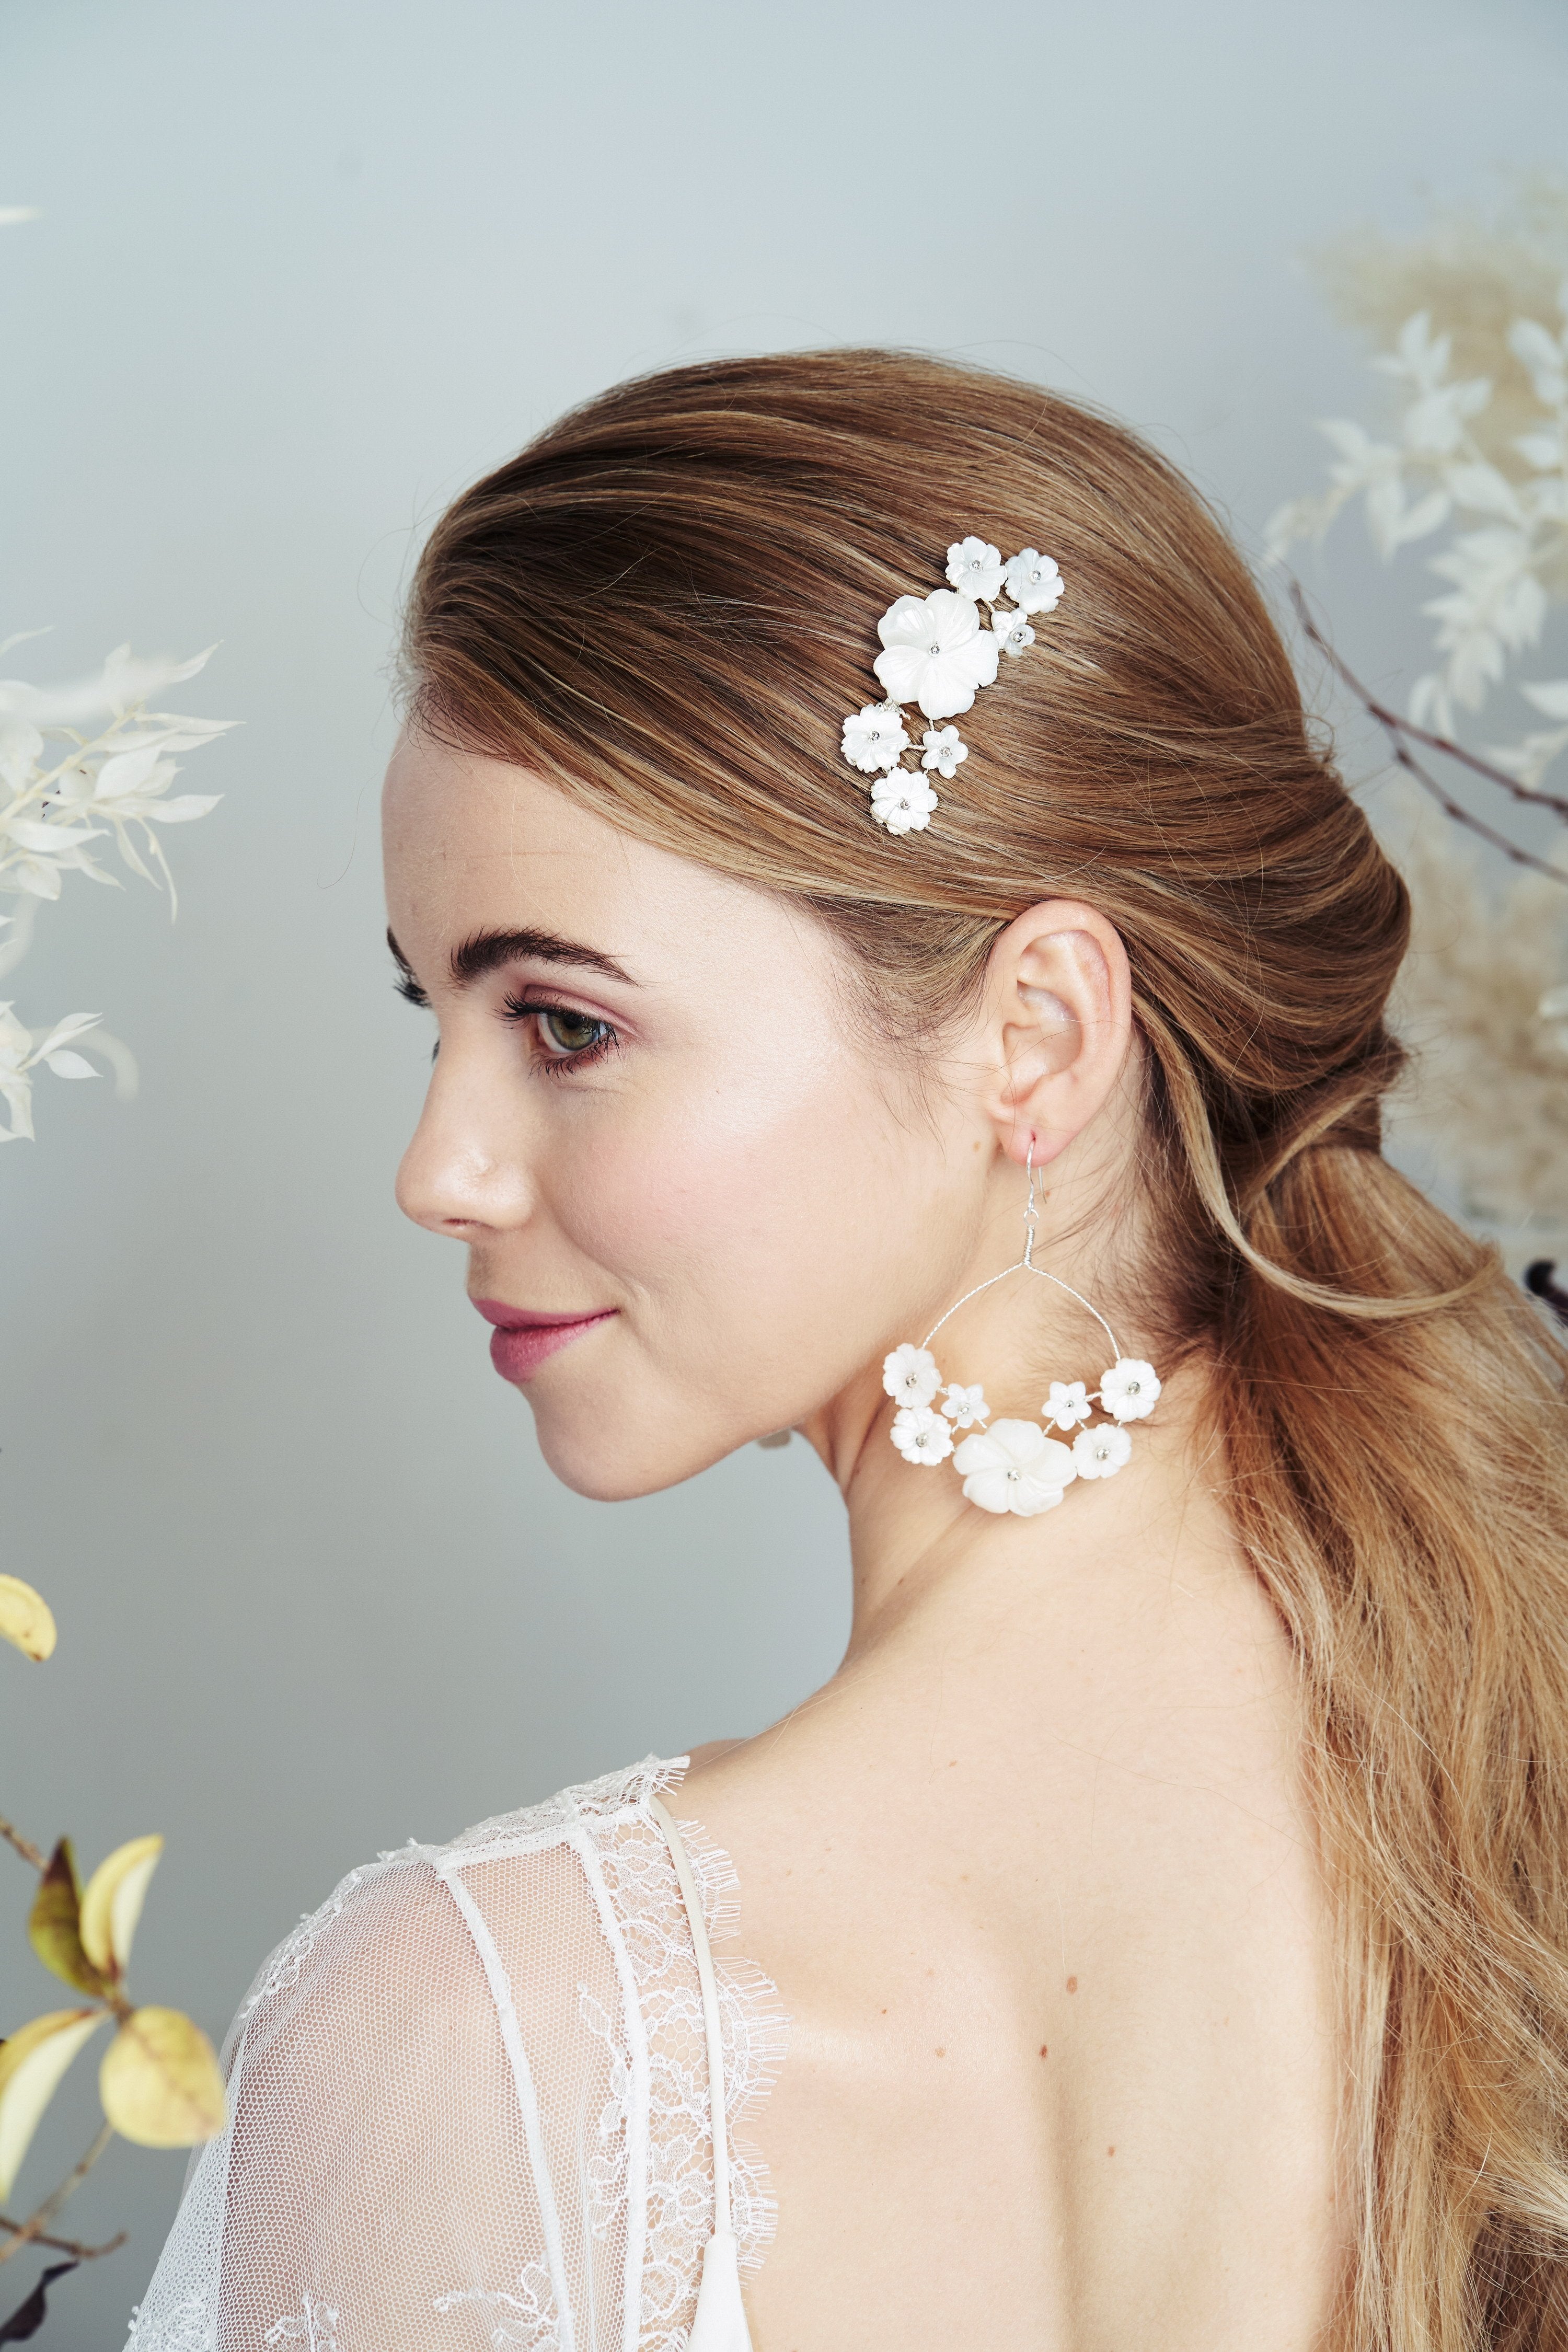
{"left": 407, "top": 344, "right": 1568, "bottom": 2347}
{"left": 1213, "top": 1133, "right": 1568, "bottom": 2348}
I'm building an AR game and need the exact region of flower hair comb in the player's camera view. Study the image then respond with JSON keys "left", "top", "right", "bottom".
{"left": 840, "top": 536, "right": 1065, "bottom": 834}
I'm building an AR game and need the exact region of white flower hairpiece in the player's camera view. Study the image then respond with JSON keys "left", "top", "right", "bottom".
{"left": 840, "top": 535, "right": 1065, "bottom": 834}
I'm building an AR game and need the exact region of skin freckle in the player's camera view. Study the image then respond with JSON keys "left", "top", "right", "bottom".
{"left": 935, "top": 2047, "right": 947, "bottom": 2058}
{"left": 1039, "top": 2045, "right": 1048, "bottom": 2059}
{"left": 1108, "top": 2145, "right": 1116, "bottom": 2157}
{"left": 1066, "top": 1976, "right": 1078, "bottom": 1993}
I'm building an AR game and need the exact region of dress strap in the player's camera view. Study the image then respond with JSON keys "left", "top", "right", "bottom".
{"left": 649, "top": 1794, "right": 754, "bottom": 2352}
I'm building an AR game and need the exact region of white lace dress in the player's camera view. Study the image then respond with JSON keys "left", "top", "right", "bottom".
{"left": 124, "top": 1759, "right": 788, "bottom": 2352}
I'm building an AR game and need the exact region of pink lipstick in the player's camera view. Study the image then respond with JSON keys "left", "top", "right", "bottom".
{"left": 471, "top": 1298, "right": 617, "bottom": 1384}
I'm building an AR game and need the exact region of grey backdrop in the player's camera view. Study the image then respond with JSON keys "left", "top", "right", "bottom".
{"left": 2, "top": 0, "right": 1563, "bottom": 2337}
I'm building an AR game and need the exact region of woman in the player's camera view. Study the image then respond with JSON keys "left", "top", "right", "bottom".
{"left": 129, "top": 352, "right": 1568, "bottom": 2352}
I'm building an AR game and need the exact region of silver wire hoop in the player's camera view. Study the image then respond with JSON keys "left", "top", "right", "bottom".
{"left": 880, "top": 1137, "right": 1162, "bottom": 1517}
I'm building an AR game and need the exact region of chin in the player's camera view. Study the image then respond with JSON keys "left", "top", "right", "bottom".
{"left": 530, "top": 1409, "right": 744, "bottom": 1503}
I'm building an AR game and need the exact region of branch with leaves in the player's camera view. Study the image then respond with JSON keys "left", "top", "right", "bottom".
{"left": 1271, "top": 192, "right": 1568, "bottom": 1255}
{"left": 0, "top": 642, "right": 234, "bottom": 1142}
{"left": 0, "top": 1579, "right": 226, "bottom": 2337}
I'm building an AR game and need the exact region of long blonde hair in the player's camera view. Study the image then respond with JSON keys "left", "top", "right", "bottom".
{"left": 406, "top": 349, "right": 1568, "bottom": 2350}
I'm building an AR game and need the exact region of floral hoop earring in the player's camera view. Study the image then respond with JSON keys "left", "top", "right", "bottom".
{"left": 881, "top": 1142, "right": 1161, "bottom": 1518}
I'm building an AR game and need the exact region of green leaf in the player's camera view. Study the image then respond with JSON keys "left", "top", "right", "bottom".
{"left": 28, "top": 1840, "right": 107, "bottom": 1999}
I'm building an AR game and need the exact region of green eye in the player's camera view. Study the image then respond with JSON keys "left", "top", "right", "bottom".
{"left": 538, "top": 1006, "right": 606, "bottom": 1056}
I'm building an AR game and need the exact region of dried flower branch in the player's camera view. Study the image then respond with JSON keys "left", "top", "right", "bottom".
{"left": 1288, "top": 581, "right": 1568, "bottom": 883}
{"left": 0, "top": 209, "right": 234, "bottom": 2335}
{"left": 1273, "top": 190, "right": 1568, "bottom": 1263}
{"left": 0, "top": 643, "right": 234, "bottom": 1140}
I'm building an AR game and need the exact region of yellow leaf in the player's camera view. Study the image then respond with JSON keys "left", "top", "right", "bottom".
{"left": 0, "top": 2009, "right": 106, "bottom": 2198}
{"left": 99, "top": 2008, "right": 225, "bottom": 2149}
{"left": 0, "top": 1576, "right": 56, "bottom": 1663}
{"left": 28, "top": 1839, "right": 108, "bottom": 1999}
{"left": 79, "top": 1835, "right": 163, "bottom": 1977}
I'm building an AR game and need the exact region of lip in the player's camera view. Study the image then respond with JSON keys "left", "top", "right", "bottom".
{"left": 471, "top": 1297, "right": 617, "bottom": 1385}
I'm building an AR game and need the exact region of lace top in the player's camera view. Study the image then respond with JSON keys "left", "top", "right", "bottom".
{"left": 124, "top": 1759, "right": 788, "bottom": 2352}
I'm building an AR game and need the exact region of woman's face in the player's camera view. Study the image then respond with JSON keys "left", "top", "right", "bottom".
{"left": 384, "top": 734, "right": 991, "bottom": 1501}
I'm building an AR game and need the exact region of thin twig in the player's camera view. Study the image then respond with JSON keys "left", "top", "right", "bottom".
{"left": 1287, "top": 582, "right": 1568, "bottom": 885}
{"left": 1292, "top": 582, "right": 1568, "bottom": 820}
{"left": 1385, "top": 740, "right": 1568, "bottom": 885}
{"left": 0, "top": 2213, "right": 125, "bottom": 2262}
{"left": 0, "top": 2124, "right": 114, "bottom": 2268}
{"left": 0, "top": 1816, "right": 46, "bottom": 1873}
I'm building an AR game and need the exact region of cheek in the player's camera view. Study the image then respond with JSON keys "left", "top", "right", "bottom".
{"left": 548, "top": 1035, "right": 929, "bottom": 1400}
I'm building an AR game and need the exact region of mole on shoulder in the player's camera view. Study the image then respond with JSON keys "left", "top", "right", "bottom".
{"left": 1066, "top": 1975, "right": 1078, "bottom": 1993}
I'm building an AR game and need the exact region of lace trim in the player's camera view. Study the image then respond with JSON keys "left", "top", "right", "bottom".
{"left": 433, "top": 2263, "right": 559, "bottom": 2349}
{"left": 584, "top": 1780, "right": 790, "bottom": 2347}
{"left": 263, "top": 2296, "right": 341, "bottom": 2351}
{"left": 125, "top": 2288, "right": 214, "bottom": 2352}
{"left": 432, "top": 1756, "right": 688, "bottom": 1870}
{"left": 243, "top": 1869, "right": 368, "bottom": 2017}
{"left": 668, "top": 1813, "right": 790, "bottom": 2274}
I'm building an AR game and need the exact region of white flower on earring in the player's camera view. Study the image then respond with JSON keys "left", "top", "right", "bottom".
{"left": 1072, "top": 1422, "right": 1133, "bottom": 1479}
{"left": 841, "top": 702, "right": 910, "bottom": 775}
{"left": 870, "top": 773, "right": 939, "bottom": 835}
{"left": 883, "top": 1343, "right": 940, "bottom": 1408}
{"left": 993, "top": 608, "right": 1036, "bottom": 660}
{"left": 945, "top": 536, "right": 1007, "bottom": 602}
{"left": 1100, "top": 1358, "right": 1162, "bottom": 1422}
{"left": 1044, "top": 1379, "right": 1091, "bottom": 1431}
{"left": 919, "top": 725, "right": 968, "bottom": 778}
{"left": 893, "top": 1405, "right": 954, "bottom": 1465}
{"left": 1003, "top": 549, "right": 1065, "bottom": 614}
{"left": 952, "top": 1420, "right": 1077, "bottom": 1516}
{"left": 941, "top": 1382, "right": 989, "bottom": 1428}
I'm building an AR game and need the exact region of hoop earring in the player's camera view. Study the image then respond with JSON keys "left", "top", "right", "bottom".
{"left": 881, "top": 1139, "right": 1161, "bottom": 1517}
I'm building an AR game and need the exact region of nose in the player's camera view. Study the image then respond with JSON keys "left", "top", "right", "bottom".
{"left": 395, "top": 1051, "right": 535, "bottom": 1240}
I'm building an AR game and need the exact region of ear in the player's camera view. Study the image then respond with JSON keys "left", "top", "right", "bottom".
{"left": 978, "top": 900, "right": 1134, "bottom": 1168}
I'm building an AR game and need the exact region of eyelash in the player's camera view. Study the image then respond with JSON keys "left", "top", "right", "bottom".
{"left": 502, "top": 993, "right": 619, "bottom": 1076}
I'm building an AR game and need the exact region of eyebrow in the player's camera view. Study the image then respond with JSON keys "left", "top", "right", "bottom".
{"left": 386, "top": 925, "right": 636, "bottom": 995}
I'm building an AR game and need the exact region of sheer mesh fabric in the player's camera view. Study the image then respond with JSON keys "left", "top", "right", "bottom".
{"left": 124, "top": 1760, "right": 788, "bottom": 2352}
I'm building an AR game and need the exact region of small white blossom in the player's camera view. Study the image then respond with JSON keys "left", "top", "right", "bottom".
{"left": 873, "top": 590, "right": 1001, "bottom": 721}
{"left": 945, "top": 537, "right": 1006, "bottom": 602}
{"left": 940, "top": 1382, "right": 989, "bottom": 1428}
{"left": 892, "top": 1404, "right": 954, "bottom": 1466}
{"left": 919, "top": 726, "right": 967, "bottom": 778}
{"left": 870, "top": 774, "right": 938, "bottom": 836}
{"left": 1004, "top": 550, "right": 1065, "bottom": 613}
{"left": 1072, "top": 1422, "right": 1133, "bottom": 1479}
{"left": 953, "top": 1419, "right": 1077, "bottom": 1516}
{"left": 1043, "top": 1379, "right": 1091, "bottom": 1431}
{"left": 1099, "top": 1358, "right": 1161, "bottom": 1423}
{"left": 840, "top": 702, "right": 910, "bottom": 776}
{"left": 882, "top": 1343, "right": 940, "bottom": 1408}
{"left": 993, "top": 608, "right": 1035, "bottom": 660}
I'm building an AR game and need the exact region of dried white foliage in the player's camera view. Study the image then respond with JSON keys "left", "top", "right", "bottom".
{"left": 1, "top": 214, "right": 230, "bottom": 1144}
{"left": 1387, "top": 793, "right": 1568, "bottom": 1231}
{"left": 1271, "top": 186, "right": 1568, "bottom": 772}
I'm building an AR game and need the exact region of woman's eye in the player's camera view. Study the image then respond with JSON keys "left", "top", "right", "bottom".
{"left": 537, "top": 1006, "right": 605, "bottom": 1056}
